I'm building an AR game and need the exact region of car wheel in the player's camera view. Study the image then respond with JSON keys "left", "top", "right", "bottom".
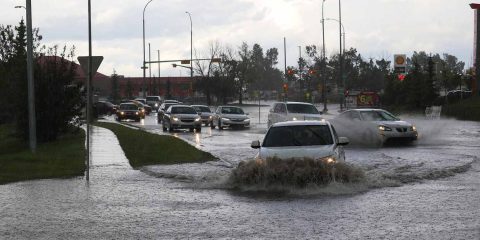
{"left": 189, "top": 128, "right": 194, "bottom": 132}
{"left": 218, "top": 120, "right": 223, "bottom": 130}
{"left": 210, "top": 121, "right": 215, "bottom": 129}
{"left": 196, "top": 127, "right": 202, "bottom": 132}
{"left": 168, "top": 124, "right": 174, "bottom": 132}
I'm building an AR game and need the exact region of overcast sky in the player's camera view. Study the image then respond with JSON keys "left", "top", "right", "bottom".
{"left": 0, "top": 0, "right": 476, "bottom": 77}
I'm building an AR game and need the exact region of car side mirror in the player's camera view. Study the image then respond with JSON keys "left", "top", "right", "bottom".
{"left": 338, "top": 137, "right": 349, "bottom": 146}
{"left": 251, "top": 140, "right": 261, "bottom": 149}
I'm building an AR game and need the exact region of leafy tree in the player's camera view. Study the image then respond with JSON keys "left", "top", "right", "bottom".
{"left": 110, "top": 70, "right": 120, "bottom": 104}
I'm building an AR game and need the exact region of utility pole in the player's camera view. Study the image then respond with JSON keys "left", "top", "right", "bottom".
{"left": 322, "top": 0, "right": 328, "bottom": 113}
{"left": 142, "top": 0, "right": 153, "bottom": 98}
{"left": 284, "top": 37, "right": 288, "bottom": 102}
{"left": 26, "top": 0, "right": 36, "bottom": 153}
{"left": 157, "top": 50, "right": 160, "bottom": 96}
{"left": 339, "top": 0, "right": 344, "bottom": 111}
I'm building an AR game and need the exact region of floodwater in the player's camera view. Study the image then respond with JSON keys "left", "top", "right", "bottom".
{"left": 1, "top": 102, "right": 479, "bottom": 239}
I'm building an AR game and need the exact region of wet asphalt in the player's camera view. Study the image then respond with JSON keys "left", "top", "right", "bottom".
{"left": 1, "top": 102, "right": 479, "bottom": 239}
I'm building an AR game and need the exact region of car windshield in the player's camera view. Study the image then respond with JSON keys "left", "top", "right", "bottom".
{"left": 146, "top": 97, "right": 158, "bottom": 101}
{"left": 360, "top": 110, "right": 399, "bottom": 121}
{"left": 263, "top": 125, "right": 333, "bottom": 147}
{"left": 163, "top": 103, "right": 175, "bottom": 109}
{"left": 193, "top": 106, "right": 211, "bottom": 113}
{"left": 135, "top": 99, "right": 146, "bottom": 104}
{"left": 119, "top": 104, "right": 138, "bottom": 111}
{"left": 286, "top": 104, "right": 320, "bottom": 114}
{"left": 171, "top": 106, "right": 197, "bottom": 114}
{"left": 221, "top": 107, "right": 244, "bottom": 114}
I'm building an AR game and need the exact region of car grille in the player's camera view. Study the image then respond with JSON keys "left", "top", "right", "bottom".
{"left": 181, "top": 119, "right": 194, "bottom": 123}
{"left": 396, "top": 128, "right": 408, "bottom": 132}
{"left": 231, "top": 119, "right": 244, "bottom": 122}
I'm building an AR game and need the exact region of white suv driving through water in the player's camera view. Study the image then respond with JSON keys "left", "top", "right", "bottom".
{"left": 267, "top": 102, "right": 323, "bottom": 127}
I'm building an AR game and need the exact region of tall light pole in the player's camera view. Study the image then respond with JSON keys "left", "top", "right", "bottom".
{"left": 326, "top": 17, "right": 346, "bottom": 110}
{"left": 321, "top": 0, "right": 327, "bottom": 113}
{"left": 339, "top": 0, "right": 343, "bottom": 110}
{"left": 185, "top": 11, "right": 193, "bottom": 84}
{"left": 16, "top": 2, "right": 37, "bottom": 153}
{"left": 142, "top": 0, "right": 153, "bottom": 98}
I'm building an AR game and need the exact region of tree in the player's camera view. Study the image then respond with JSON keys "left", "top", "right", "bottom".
{"left": 110, "top": 70, "right": 120, "bottom": 104}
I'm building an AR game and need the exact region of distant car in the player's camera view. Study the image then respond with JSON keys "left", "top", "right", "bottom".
{"left": 211, "top": 106, "right": 250, "bottom": 130}
{"left": 131, "top": 100, "right": 151, "bottom": 116}
{"left": 251, "top": 121, "right": 349, "bottom": 162}
{"left": 94, "top": 101, "right": 116, "bottom": 116}
{"left": 146, "top": 96, "right": 162, "bottom": 111}
{"left": 267, "top": 102, "right": 322, "bottom": 127}
{"left": 115, "top": 103, "right": 142, "bottom": 122}
{"left": 163, "top": 99, "right": 182, "bottom": 104}
{"left": 333, "top": 109, "right": 418, "bottom": 145}
{"left": 157, "top": 102, "right": 180, "bottom": 123}
{"left": 162, "top": 105, "right": 202, "bottom": 132}
{"left": 191, "top": 105, "right": 214, "bottom": 126}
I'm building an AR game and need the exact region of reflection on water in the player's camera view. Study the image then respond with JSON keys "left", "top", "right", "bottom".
{"left": 195, "top": 133, "right": 201, "bottom": 147}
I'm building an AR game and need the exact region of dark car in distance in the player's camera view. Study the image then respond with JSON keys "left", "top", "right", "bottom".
{"left": 115, "top": 103, "right": 142, "bottom": 122}
{"left": 94, "top": 101, "right": 117, "bottom": 117}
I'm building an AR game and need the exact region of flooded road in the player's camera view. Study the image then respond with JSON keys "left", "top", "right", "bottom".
{"left": 1, "top": 103, "right": 479, "bottom": 239}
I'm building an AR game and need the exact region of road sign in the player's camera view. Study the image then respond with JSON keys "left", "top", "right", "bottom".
{"left": 78, "top": 56, "right": 104, "bottom": 76}
{"left": 181, "top": 60, "right": 190, "bottom": 64}
{"left": 394, "top": 54, "right": 407, "bottom": 74}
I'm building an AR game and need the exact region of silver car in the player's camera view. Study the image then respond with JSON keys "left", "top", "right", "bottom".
{"left": 162, "top": 105, "right": 202, "bottom": 132}
{"left": 251, "top": 121, "right": 349, "bottom": 162}
{"left": 211, "top": 106, "right": 250, "bottom": 130}
{"left": 191, "top": 105, "right": 214, "bottom": 126}
{"left": 334, "top": 109, "right": 418, "bottom": 145}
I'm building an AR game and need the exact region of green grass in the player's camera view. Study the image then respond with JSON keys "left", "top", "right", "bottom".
{"left": 443, "top": 96, "right": 480, "bottom": 121}
{"left": 0, "top": 125, "right": 85, "bottom": 185}
{"left": 94, "top": 122, "right": 217, "bottom": 168}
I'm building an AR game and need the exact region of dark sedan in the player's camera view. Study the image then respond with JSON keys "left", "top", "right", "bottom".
{"left": 115, "top": 103, "right": 142, "bottom": 122}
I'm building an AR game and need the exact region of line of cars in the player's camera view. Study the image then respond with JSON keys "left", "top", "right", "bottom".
{"left": 158, "top": 103, "right": 251, "bottom": 132}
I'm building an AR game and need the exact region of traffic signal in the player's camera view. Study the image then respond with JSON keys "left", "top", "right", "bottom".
{"left": 283, "top": 83, "right": 288, "bottom": 92}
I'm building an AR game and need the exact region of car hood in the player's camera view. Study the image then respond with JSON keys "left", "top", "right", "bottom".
{"left": 221, "top": 114, "right": 249, "bottom": 120}
{"left": 288, "top": 113, "right": 322, "bottom": 121}
{"left": 374, "top": 120, "right": 412, "bottom": 128}
{"left": 200, "top": 112, "right": 214, "bottom": 117}
{"left": 170, "top": 114, "right": 200, "bottom": 119}
{"left": 259, "top": 145, "right": 335, "bottom": 160}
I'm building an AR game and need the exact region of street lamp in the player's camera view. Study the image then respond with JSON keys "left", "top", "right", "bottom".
{"left": 16, "top": 2, "right": 36, "bottom": 153}
{"left": 185, "top": 12, "right": 193, "bottom": 83}
{"left": 321, "top": 0, "right": 327, "bottom": 113}
{"left": 325, "top": 17, "right": 346, "bottom": 110}
{"left": 142, "top": 0, "right": 154, "bottom": 98}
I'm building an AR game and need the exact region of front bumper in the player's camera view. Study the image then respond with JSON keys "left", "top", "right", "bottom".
{"left": 380, "top": 129, "right": 418, "bottom": 141}
{"left": 170, "top": 119, "right": 202, "bottom": 129}
{"left": 222, "top": 119, "right": 250, "bottom": 127}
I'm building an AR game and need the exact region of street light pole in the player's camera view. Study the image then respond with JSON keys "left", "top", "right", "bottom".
{"left": 142, "top": 0, "right": 153, "bottom": 98}
{"left": 26, "top": 0, "right": 36, "bottom": 153}
{"left": 15, "top": 4, "right": 36, "bottom": 153}
{"left": 321, "top": 0, "right": 328, "bottom": 113}
{"left": 339, "top": 0, "right": 343, "bottom": 111}
{"left": 186, "top": 12, "right": 193, "bottom": 85}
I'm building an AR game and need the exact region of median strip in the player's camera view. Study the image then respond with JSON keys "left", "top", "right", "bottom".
{"left": 94, "top": 122, "right": 217, "bottom": 168}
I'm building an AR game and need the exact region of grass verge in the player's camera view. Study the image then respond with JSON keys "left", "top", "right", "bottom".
{"left": 443, "top": 96, "right": 480, "bottom": 121}
{"left": 94, "top": 122, "right": 217, "bottom": 168}
{"left": 0, "top": 125, "right": 85, "bottom": 185}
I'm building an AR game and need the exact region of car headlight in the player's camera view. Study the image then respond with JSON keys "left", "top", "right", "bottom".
{"left": 292, "top": 117, "right": 298, "bottom": 121}
{"left": 320, "top": 156, "right": 336, "bottom": 164}
{"left": 209, "top": 116, "right": 213, "bottom": 119}
{"left": 141, "top": 109, "right": 145, "bottom": 113}
{"left": 411, "top": 125, "right": 417, "bottom": 131}
{"left": 172, "top": 117, "right": 179, "bottom": 121}
{"left": 378, "top": 125, "right": 392, "bottom": 131}
{"left": 221, "top": 117, "right": 230, "bottom": 121}
{"left": 195, "top": 117, "right": 201, "bottom": 122}
{"left": 120, "top": 112, "right": 125, "bottom": 115}
{"left": 244, "top": 118, "right": 250, "bottom": 122}
{"left": 155, "top": 103, "right": 158, "bottom": 107}
{"left": 135, "top": 112, "right": 139, "bottom": 115}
